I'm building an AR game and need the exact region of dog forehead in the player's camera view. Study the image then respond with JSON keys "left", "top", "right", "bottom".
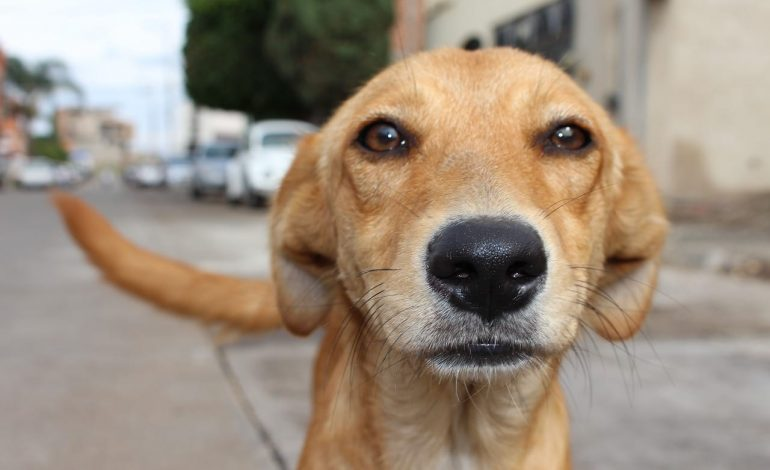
{"left": 370, "top": 48, "right": 567, "bottom": 102}
{"left": 317, "top": 47, "right": 610, "bottom": 169}
{"left": 327, "top": 48, "right": 590, "bottom": 132}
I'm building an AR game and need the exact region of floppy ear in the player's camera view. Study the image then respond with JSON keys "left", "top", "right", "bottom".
{"left": 586, "top": 131, "right": 669, "bottom": 341}
{"left": 270, "top": 134, "right": 337, "bottom": 336}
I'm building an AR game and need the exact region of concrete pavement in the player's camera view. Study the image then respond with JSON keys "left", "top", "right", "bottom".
{"left": 1, "top": 184, "right": 768, "bottom": 469}
{"left": 0, "top": 187, "right": 282, "bottom": 470}
{"left": 568, "top": 269, "right": 770, "bottom": 469}
{"left": 665, "top": 195, "right": 770, "bottom": 279}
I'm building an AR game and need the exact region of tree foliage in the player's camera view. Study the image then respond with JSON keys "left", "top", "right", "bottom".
{"left": 183, "top": 0, "right": 393, "bottom": 122}
{"left": 5, "top": 57, "right": 82, "bottom": 119}
{"left": 265, "top": 0, "right": 392, "bottom": 119}
{"left": 183, "top": 0, "right": 307, "bottom": 120}
{"left": 5, "top": 56, "right": 82, "bottom": 160}
{"left": 30, "top": 135, "right": 68, "bottom": 162}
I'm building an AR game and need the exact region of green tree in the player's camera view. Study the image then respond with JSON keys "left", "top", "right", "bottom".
{"left": 6, "top": 57, "right": 82, "bottom": 120}
{"left": 182, "top": 0, "right": 393, "bottom": 123}
{"left": 30, "top": 134, "right": 68, "bottom": 162}
{"left": 183, "top": 0, "right": 308, "bottom": 121}
{"left": 265, "top": 0, "right": 393, "bottom": 120}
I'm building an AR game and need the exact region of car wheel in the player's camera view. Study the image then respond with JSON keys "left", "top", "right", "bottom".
{"left": 247, "top": 192, "right": 267, "bottom": 208}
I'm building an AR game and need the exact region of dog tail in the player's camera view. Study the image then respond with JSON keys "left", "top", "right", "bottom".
{"left": 51, "top": 192, "right": 282, "bottom": 332}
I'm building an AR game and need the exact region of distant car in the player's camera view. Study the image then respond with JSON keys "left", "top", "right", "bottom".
{"left": 134, "top": 163, "right": 165, "bottom": 188}
{"left": 225, "top": 120, "right": 317, "bottom": 206}
{"left": 15, "top": 158, "right": 55, "bottom": 189}
{"left": 123, "top": 162, "right": 165, "bottom": 188}
{"left": 53, "top": 163, "right": 83, "bottom": 187}
{"left": 163, "top": 157, "right": 192, "bottom": 188}
{"left": 122, "top": 165, "right": 138, "bottom": 185}
{"left": 190, "top": 142, "right": 240, "bottom": 199}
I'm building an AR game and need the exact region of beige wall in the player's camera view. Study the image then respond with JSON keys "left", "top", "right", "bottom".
{"left": 174, "top": 104, "right": 248, "bottom": 152}
{"left": 646, "top": 0, "right": 770, "bottom": 196}
{"left": 57, "top": 109, "right": 132, "bottom": 167}
{"left": 423, "top": 1, "right": 621, "bottom": 108}
{"left": 425, "top": 0, "right": 548, "bottom": 49}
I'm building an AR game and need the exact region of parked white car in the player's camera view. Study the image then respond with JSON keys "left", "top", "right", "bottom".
{"left": 163, "top": 157, "right": 192, "bottom": 188}
{"left": 226, "top": 120, "right": 317, "bottom": 206}
{"left": 15, "top": 158, "right": 56, "bottom": 189}
{"left": 132, "top": 163, "right": 166, "bottom": 188}
{"left": 190, "top": 142, "right": 240, "bottom": 199}
{"left": 53, "top": 163, "right": 83, "bottom": 187}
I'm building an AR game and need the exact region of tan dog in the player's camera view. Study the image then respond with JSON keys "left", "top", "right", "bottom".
{"left": 54, "top": 48, "right": 668, "bottom": 469}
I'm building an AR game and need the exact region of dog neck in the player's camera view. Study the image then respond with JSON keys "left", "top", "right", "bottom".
{"left": 299, "top": 301, "right": 571, "bottom": 469}
{"left": 374, "top": 353, "right": 570, "bottom": 469}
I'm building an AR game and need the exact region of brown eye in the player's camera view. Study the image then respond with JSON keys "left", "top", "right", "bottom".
{"left": 548, "top": 125, "right": 591, "bottom": 152}
{"left": 357, "top": 121, "right": 407, "bottom": 154}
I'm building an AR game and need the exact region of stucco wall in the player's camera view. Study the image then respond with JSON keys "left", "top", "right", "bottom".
{"left": 425, "top": 0, "right": 548, "bottom": 49}
{"left": 646, "top": 0, "right": 770, "bottom": 196}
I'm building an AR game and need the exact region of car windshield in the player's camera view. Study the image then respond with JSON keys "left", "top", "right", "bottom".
{"left": 204, "top": 145, "right": 238, "bottom": 159}
{"left": 262, "top": 133, "right": 300, "bottom": 147}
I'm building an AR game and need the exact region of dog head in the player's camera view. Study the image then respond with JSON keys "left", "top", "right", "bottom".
{"left": 271, "top": 48, "right": 668, "bottom": 380}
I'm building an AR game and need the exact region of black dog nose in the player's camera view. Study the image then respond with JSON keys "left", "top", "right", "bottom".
{"left": 426, "top": 217, "right": 547, "bottom": 323}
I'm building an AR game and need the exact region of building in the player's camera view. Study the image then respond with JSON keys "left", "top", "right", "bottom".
{"left": 0, "top": 45, "right": 28, "bottom": 158}
{"left": 393, "top": 0, "right": 770, "bottom": 198}
{"left": 55, "top": 108, "right": 133, "bottom": 168}
{"left": 174, "top": 103, "right": 248, "bottom": 154}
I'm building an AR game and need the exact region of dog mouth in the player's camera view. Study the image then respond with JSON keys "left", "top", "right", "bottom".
{"left": 425, "top": 341, "right": 540, "bottom": 369}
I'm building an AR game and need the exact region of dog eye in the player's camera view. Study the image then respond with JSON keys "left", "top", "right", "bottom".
{"left": 357, "top": 121, "right": 408, "bottom": 154}
{"left": 548, "top": 125, "right": 591, "bottom": 152}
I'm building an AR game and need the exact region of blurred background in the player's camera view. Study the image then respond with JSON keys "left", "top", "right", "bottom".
{"left": 1, "top": 1, "right": 768, "bottom": 469}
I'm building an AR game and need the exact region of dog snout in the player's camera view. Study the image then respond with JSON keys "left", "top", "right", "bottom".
{"left": 426, "top": 217, "right": 547, "bottom": 323}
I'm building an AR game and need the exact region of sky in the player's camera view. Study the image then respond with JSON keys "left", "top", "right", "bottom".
{"left": 0, "top": 0, "right": 189, "bottom": 154}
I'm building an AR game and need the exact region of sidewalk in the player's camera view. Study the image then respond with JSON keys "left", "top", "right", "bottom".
{"left": 0, "top": 189, "right": 285, "bottom": 470}
{"left": 664, "top": 194, "right": 770, "bottom": 279}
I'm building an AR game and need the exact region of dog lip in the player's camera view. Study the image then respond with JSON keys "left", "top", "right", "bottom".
{"left": 427, "top": 341, "right": 538, "bottom": 367}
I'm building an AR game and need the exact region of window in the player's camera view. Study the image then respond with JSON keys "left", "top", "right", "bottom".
{"left": 204, "top": 144, "right": 238, "bottom": 159}
{"left": 262, "top": 133, "right": 300, "bottom": 147}
{"left": 495, "top": 0, "right": 574, "bottom": 66}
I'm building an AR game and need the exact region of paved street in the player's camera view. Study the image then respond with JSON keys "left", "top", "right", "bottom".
{"left": 1, "top": 183, "right": 768, "bottom": 469}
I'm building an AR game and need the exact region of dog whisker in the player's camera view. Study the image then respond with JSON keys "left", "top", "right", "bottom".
{"left": 357, "top": 267, "right": 402, "bottom": 276}
{"left": 541, "top": 183, "right": 618, "bottom": 219}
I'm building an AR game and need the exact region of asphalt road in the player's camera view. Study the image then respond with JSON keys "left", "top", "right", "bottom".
{"left": 1, "top": 183, "right": 768, "bottom": 469}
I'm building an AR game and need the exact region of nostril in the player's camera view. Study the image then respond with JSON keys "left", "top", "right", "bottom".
{"left": 429, "top": 259, "right": 476, "bottom": 282}
{"left": 449, "top": 262, "right": 475, "bottom": 281}
{"left": 508, "top": 268, "right": 526, "bottom": 280}
{"left": 506, "top": 260, "right": 545, "bottom": 281}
